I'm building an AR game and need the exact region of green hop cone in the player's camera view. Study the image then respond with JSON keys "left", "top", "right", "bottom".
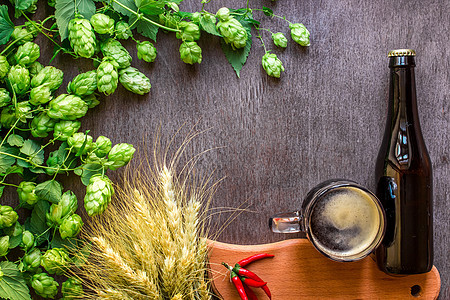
{"left": 115, "top": 21, "right": 132, "bottom": 40}
{"left": 32, "top": 272, "right": 59, "bottom": 298}
{"left": 0, "top": 206, "right": 18, "bottom": 229}
{"left": 31, "top": 66, "right": 64, "bottom": 91}
{"left": 119, "top": 67, "right": 151, "bottom": 95}
{"left": 94, "top": 136, "right": 112, "bottom": 158}
{"left": 159, "top": 12, "right": 181, "bottom": 29}
{"left": 21, "top": 230, "right": 34, "bottom": 249}
{"left": 28, "top": 61, "right": 43, "bottom": 77}
{"left": 17, "top": 181, "right": 39, "bottom": 205}
{"left": 47, "top": 94, "right": 88, "bottom": 120}
{"left": 14, "top": 42, "right": 40, "bottom": 66}
{"left": 0, "top": 88, "right": 11, "bottom": 108}
{"left": 29, "top": 84, "right": 52, "bottom": 106}
{"left": 289, "top": 23, "right": 310, "bottom": 46}
{"left": 46, "top": 190, "right": 78, "bottom": 227}
{"left": 59, "top": 214, "right": 83, "bottom": 239}
{"left": 21, "top": 248, "right": 41, "bottom": 272}
{"left": 67, "top": 70, "right": 97, "bottom": 97}
{"left": 16, "top": 101, "right": 32, "bottom": 123}
{"left": 8, "top": 65, "right": 30, "bottom": 95}
{"left": 0, "top": 107, "right": 16, "bottom": 128}
{"left": 216, "top": 7, "right": 231, "bottom": 22}
{"left": 68, "top": 16, "right": 97, "bottom": 58}
{"left": 62, "top": 277, "right": 83, "bottom": 299}
{"left": 97, "top": 57, "right": 118, "bottom": 95}
{"left": 84, "top": 175, "right": 114, "bottom": 216}
{"left": 53, "top": 120, "right": 81, "bottom": 141}
{"left": 0, "top": 236, "right": 9, "bottom": 257}
{"left": 101, "top": 39, "right": 132, "bottom": 69}
{"left": 179, "top": 41, "right": 202, "bottom": 64}
{"left": 176, "top": 21, "right": 201, "bottom": 41}
{"left": 262, "top": 52, "right": 285, "bottom": 78}
{"left": 31, "top": 112, "right": 56, "bottom": 138}
{"left": 90, "top": 13, "right": 115, "bottom": 35}
{"left": 4, "top": 221, "right": 22, "bottom": 237}
{"left": 191, "top": 12, "right": 201, "bottom": 23}
{"left": 216, "top": 17, "right": 248, "bottom": 50}
{"left": 107, "top": 143, "right": 136, "bottom": 170}
{"left": 272, "top": 32, "right": 288, "bottom": 48}
{"left": 137, "top": 41, "right": 157, "bottom": 63}
{"left": 11, "top": 27, "right": 35, "bottom": 45}
{"left": 67, "top": 132, "right": 94, "bottom": 155}
{"left": 83, "top": 93, "right": 100, "bottom": 108}
{"left": 0, "top": 55, "right": 10, "bottom": 78}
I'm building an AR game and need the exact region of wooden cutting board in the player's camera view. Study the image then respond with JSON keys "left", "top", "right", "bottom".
{"left": 208, "top": 239, "right": 441, "bottom": 299}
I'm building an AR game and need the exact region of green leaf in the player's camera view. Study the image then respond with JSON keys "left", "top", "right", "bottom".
{"left": 55, "top": 0, "right": 96, "bottom": 41}
{"left": 0, "top": 261, "right": 31, "bottom": 300}
{"left": 14, "top": 0, "right": 33, "bottom": 11}
{"left": 7, "top": 134, "right": 24, "bottom": 147}
{"left": 112, "top": 0, "right": 138, "bottom": 17}
{"left": 29, "top": 200, "right": 50, "bottom": 245}
{"left": 8, "top": 233, "right": 22, "bottom": 249}
{"left": 6, "top": 165, "right": 23, "bottom": 175}
{"left": 35, "top": 180, "right": 62, "bottom": 204}
{"left": 220, "top": 27, "right": 252, "bottom": 78}
{"left": 200, "top": 15, "right": 221, "bottom": 37}
{"left": 129, "top": 14, "right": 159, "bottom": 41}
{"left": 0, "top": 5, "right": 14, "bottom": 45}
{"left": 80, "top": 163, "right": 103, "bottom": 186}
{"left": 0, "top": 186, "right": 4, "bottom": 198}
{"left": 50, "top": 231, "right": 77, "bottom": 249}
{"left": 0, "top": 146, "right": 18, "bottom": 174}
{"left": 262, "top": 6, "right": 274, "bottom": 17}
{"left": 135, "top": 0, "right": 165, "bottom": 15}
{"left": 20, "top": 139, "right": 44, "bottom": 165}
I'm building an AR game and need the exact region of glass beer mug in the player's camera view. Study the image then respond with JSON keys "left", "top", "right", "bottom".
{"left": 269, "top": 180, "right": 386, "bottom": 262}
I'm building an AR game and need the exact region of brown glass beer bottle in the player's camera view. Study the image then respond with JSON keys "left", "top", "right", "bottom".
{"left": 375, "top": 49, "right": 433, "bottom": 274}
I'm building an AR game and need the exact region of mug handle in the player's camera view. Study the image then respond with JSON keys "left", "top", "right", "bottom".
{"left": 269, "top": 211, "right": 304, "bottom": 233}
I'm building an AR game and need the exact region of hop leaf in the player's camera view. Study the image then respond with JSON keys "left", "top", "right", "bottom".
{"left": 119, "top": 67, "right": 151, "bottom": 95}
{"left": 179, "top": 41, "right": 202, "bottom": 64}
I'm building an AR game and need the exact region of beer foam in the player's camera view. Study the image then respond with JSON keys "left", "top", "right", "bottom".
{"left": 310, "top": 186, "right": 381, "bottom": 258}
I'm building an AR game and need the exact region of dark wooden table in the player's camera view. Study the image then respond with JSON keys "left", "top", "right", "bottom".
{"left": 8, "top": 0, "right": 450, "bottom": 298}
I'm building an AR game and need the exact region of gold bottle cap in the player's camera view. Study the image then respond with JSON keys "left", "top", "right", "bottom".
{"left": 388, "top": 49, "right": 416, "bottom": 57}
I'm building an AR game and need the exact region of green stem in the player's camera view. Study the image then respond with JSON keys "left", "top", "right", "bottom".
{"left": 0, "top": 31, "right": 38, "bottom": 56}
{"left": 0, "top": 182, "right": 19, "bottom": 188}
{"left": 255, "top": 26, "right": 267, "bottom": 52}
{"left": 0, "top": 119, "right": 20, "bottom": 149}
{"left": 112, "top": 0, "right": 180, "bottom": 33}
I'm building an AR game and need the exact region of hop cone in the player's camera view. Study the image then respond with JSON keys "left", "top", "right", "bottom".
{"left": 84, "top": 175, "right": 114, "bottom": 216}
{"left": 176, "top": 21, "right": 201, "bottom": 41}
{"left": 46, "top": 190, "right": 78, "bottom": 227}
{"left": 97, "top": 57, "right": 118, "bottom": 95}
{"left": 16, "top": 101, "right": 32, "bottom": 123}
{"left": 41, "top": 248, "right": 70, "bottom": 275}
{"left": 83, "top": 93, "right": 100, "bottom": 108}
{"left": 32, "top": 273, "right": 59, "bottom": 298}
{"left": 17, "top": 181, "right": 39, "bottom": 205}
{"left": 0, "top": 88, "right": 11, "bottom": 108}
{"left": 21, "top": 230, "right": 34, "bottom": 249}
{"left": 137, "top": 41, "right": 157, "bottom": 63}
{"left": 28, "top": 61, "right": 43, "bottom": 77}
{"left": 0, "top": 107, "right": 16, "bottom": 128}
{"left": 62, "top": 277, "right": 84, "bottom": 299}
{"left": 68, "top": 16, "right": 96, "bottom": 58}
{"left": 94, "top": 136, "right": 112, "bottom": 158}
{"left": 101, "top": 39, "right": 132, "bottom": 69}
{"left": 11, "top": 27, "right": 35, "bottom": 45}
{"left": 31, "top": 112, "right": 56, "bottom": 138}
{"left": 217, "top": 17, "right": 248, "bottom": 50}
{"left": 29, "top": 84, "right": 52, "bottom": 105}
{"left": 262, "top": 52, "right": 285, "bottom": 78}
{"left": 119, "top": 67, "right": 151, "bottom": 95}
{"left": 115, "top": 21, "right": 132, "bottom": 40}
{"left": 272, "top": 32, "right": 288, "bottom": 48}
{"left": 289, "top": 23, "right": 310, "bottom": 46}
{"left": 67, "top": 70, "right": 97, "bottom": 97}
{"left": 0, "top": 236, "right": 9, "bottom": 257}
{"left": 47, "top": 94, "right": 88, "bottom": 120}
{"left": 107, "top": 143, "right": 136, "bottom": 170}
{"left": 67, "top": 132, "right": 93, "bottom": 155}
{"left": 53, "top": 120, "right": 81, "bottom": 141}
{"left": 0, "top": 56, "right": 10, "bottom": 78}
{"left": 90, "top": 13, "right": 115, "bottom": 35}
{"left": 31, "top": 66, "right": 63, "bottom": 91}
{"left": 59, "top": 214, "right": 83, "bottom": 239}
{"left": 216, "top": 7, "right": 231, "bottom": 21}
{"left": 8, "top": 65, "right": 30, "bottom": 95}
{"left": 14, "top": 41, "right": 40, "bottom": 66}
{"left": 0, "top": 205, "right": 18, "bottom": 229}
{"left": 21, "top": 248, "right": 41, "bottom": 272}
{"left": 179, "top": 41, "right": 202, "bottom": 64}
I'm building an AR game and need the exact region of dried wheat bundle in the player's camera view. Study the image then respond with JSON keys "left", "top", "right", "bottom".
{"left": 69, "top": 137, "right": 218, "bottom": 300}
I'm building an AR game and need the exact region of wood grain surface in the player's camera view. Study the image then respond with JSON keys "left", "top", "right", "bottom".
{"left": 3, "top": 0, "right": 449, "bottom": 298}
{"left": 208, "top": 239, "right": 441, "bottom": 299}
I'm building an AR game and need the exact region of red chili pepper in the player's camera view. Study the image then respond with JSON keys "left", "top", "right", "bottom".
{"left": 237, "top": 253, "right": 275, "bottom": 267}
{"left": 261, "top": 285, "right": 272, "bottom": 299}
{"left": 231, "top": 270, "right": 248, "bottom": 300}
{"left": 241, "top": 277, "right": 267, "bottom": 288}
{"left": 233, "top": 265, "right": 264, "bottom": 282}
{"left": 243, "top": 284, "right": 259, "bottom": 300}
